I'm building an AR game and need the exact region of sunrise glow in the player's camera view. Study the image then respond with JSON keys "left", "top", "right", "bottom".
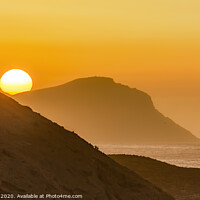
{"left": 0, "top": 69, "right": 33, "bottom": 95}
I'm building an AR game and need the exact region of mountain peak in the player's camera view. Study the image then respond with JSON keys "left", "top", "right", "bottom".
{"left": 63, "top": 76, "right": 115, "bottom": 88}
{"left": 15, "top": 77, "right": 200, "bottom": 145}
{"left": 70, "top": 76, "right": 114, "bottom": 83}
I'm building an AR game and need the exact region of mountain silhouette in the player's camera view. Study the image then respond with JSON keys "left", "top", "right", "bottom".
{"left": 110, "top": 155, "right": 200, "bottom": 200}
{"left": 15, "top": 77, "right": 199, "bottom": 144}
{"left": 0, "top": 92, "right": 174, "bottom": 199}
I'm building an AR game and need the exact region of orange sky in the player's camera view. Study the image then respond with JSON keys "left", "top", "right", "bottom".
{"left": 0, "top": 0, "right": 200, "bottom": 136}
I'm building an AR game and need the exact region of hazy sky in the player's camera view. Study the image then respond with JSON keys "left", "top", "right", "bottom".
{"left": 0, "top": 0, "right": 200, "bottom": 136}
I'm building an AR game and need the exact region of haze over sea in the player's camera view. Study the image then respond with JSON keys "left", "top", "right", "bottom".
{"left": 100, "top": 145, "right": 200, "bottom": 168}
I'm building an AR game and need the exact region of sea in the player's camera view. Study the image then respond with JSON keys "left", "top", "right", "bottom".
{"left": 99, "top": 144, "right": 200, "bottom": 168}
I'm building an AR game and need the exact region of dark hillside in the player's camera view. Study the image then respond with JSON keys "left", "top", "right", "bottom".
{"left": 110, "top": 154, "right": 200, "bottom": 200}
{"left": 0, "top": 93, "right": 174, "bottom": 200}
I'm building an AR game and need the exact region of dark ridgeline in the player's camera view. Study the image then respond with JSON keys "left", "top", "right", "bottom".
{"left": 15, "top": 77, "right": 199, "bottom": 145}
{"left": 0, "top": 93, "right": 174, "bottom": 199}
{"left": 110, "top": 155, "right": 200, "bottom": 200}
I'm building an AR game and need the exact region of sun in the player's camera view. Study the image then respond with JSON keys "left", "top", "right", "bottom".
{"left": 0, "top": 69, "right": 33, "bottom": 95}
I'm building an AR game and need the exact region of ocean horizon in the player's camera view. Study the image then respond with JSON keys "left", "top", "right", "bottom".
{"left": 100, "top": 144, "right": 200, "bottom": 168}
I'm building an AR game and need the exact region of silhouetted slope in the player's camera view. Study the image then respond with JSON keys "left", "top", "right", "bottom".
{"left": 0, "top": 93, "right": 174, "bottom": 200}
{"left": 15, "top": 77, "right": 199, "bottom": 144}
{"left": 110, "top": 155, "right": 200, "bottom": 200}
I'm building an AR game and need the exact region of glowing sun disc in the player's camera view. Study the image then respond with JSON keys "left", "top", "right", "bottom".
{"left": 0, "top": 69, "right": 33, "bottom": 95}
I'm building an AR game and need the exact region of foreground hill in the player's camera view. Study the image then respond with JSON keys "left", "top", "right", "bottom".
{"left": 110, "top": 155, "right": 200, "bottom": 200}
{"left": 0, "top": 93, "right": 173, "bottom": 200}
{"left": 15, "top": 77, "right": 199, "bottom": 145}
